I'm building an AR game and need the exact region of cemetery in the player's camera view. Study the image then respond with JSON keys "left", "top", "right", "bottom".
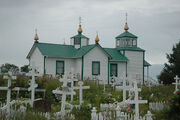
{"left": 0, "top": 65, "right": 179, "bottom": 120}
{"left": 0, "top": 5, "right": 180, "bottom": 120}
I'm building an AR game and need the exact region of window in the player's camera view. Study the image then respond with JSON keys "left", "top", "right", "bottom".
{"left": 92, "top": 61, "right": 100, "bottom": 75}
{"left": 110, "top": 63, "right": 118, "bottom": 77}
{"left": 116, "top": 40, "right": 120, "bottom": 46}
{"left": 133, "top": 39, "right": 137, "bottom": 46}
{"left": 74, "top": 37, "right": 80, "bottom": 44}
{"left": 56, "top": 61, "right": 64, "bottom": 75}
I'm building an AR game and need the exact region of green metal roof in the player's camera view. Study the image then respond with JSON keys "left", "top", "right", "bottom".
{"left": 116, "top": 31, "right": 137, "bottom": 39}
{"left": 75, "top": 44, "right": 96, "bottom": 57}
{"left": 31, "top": 42, "right": 132, "bottom": 62}
{"left": 71, "top": 33, "right": 89, "bottom": 39}
{"left": 144, "top": 60, "right": 151, "bottom": 66}
{"left": 116, "top": 46, "right": 145, "bottom": 51}
{"left": 33, "top": 42, "right": 109, "bottom": 58}
{"left": 34, "top": 42, "right": 77, "bottom": 57}
{"left": 104, "top": 48, "right": 128, "bottom": 61}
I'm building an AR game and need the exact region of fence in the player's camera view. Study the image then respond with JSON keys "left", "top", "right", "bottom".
{"left": 149, "top": 101, "right": 169, "bottom": 111}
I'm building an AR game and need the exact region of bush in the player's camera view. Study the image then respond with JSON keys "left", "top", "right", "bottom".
{"left": 71, "top": 105, "right": 91, "bottom": 120}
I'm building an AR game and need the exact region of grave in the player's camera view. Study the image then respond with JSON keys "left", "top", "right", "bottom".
{"left": 172, "top": 75, "right": 180, "bottom": 94}
{"left": 74, "top": 81, "right": 90, "bottom": 105}
{"left": 26, "top": 64, "right": 42, "bottom": 107}
{"left": 116, "top": 75, "right": 132, "bottom": 102}
{"left": 0, "top": 72, "right": 18, "bottom": 114}
{"left": 52, "top": 77, "right": 76, "bottom": 117}
{"left": 125, "top": 81, "right": 147, "bottom": 120}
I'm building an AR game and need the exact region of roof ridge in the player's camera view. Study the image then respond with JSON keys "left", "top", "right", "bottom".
{"left": 36, "top": 42, "right": 74, "bottom": 47}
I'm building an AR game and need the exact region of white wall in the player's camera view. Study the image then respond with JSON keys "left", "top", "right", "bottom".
{"left": 83, "top": 46, "right": 109, "bottom": 83}
{"left": 109, "top": 61, "right": 126, "bottom": 82}
{"left": 45, "top": 57, "right": 76, "bottom": 77}
{"left": 29, "top": 47, "right": 44, "bottom": 74}
{"left": 125, "top": 51, "right": 143, "bottom": 83}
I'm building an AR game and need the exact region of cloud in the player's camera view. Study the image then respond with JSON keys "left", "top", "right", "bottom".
{"left": 0, "top": 0, "right": 180, "bottom": 67}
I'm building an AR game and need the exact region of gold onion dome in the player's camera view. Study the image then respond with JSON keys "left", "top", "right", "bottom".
{"left": 124, "top": 22, "right": 129, "bottom": 31}
{"left": 34, "top": 33, "right": 39, "bottom": 41}
{"left": 95, "top": 34, "right": 99, "bottom": 43}
{"left": 78, "top": 25, "right": 83, "bottom": 33}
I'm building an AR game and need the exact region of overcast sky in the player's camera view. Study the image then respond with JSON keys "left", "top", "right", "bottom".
{"left": 0, "top": 0, "right": 180, "bottom": 67}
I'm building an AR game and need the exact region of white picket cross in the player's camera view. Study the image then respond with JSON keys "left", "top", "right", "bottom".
{"left": 0, "top": 72, "right": 16, "bottom": 115}
{"left": 117, "top": 76, "right": 132, "bottom": 102}
{"left": 172, "top": 75, "right": 180, "bottom": 94}
{"left": 74, "top": 81, "right": 90, "bottom": 105}
{"left": 26, "top": 63, "right": 42, "bottom": 107}
{"left": 52, "top": 77, "right": 76, "bottom": 117}
{"left": 125, "top": 81, "right": 147, "bottom": 120}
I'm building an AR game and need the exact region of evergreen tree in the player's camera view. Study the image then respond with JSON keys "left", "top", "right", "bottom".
{"left": 158, "top": 41, "right": 180, "bottom": 84}
{"left": 0, "top": 63, "right": 19, "bottom": 74}
{"left": 20, "top": 65, "right": 29, "bottom": 73}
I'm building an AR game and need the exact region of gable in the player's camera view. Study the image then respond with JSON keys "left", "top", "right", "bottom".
{"left": 83, "top": 44, "right": 111, "bottom": 59}
{"left": 104, "top": 48, "right": 128, "bottom": 61}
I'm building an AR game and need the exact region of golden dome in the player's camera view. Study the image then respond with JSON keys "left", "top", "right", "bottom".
{"left": 34, "top": 33, "right": 39, "bottom": 41}
{"left": 124, "top": 22, "right": 129, "bottom": 31}
{"left": 95, "top": 34, "right": 99, "bottom": 43}
{"left": 78, "top": 25, "right": 82, "bottom": 33}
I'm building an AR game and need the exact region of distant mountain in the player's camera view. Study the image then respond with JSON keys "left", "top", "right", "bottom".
{"left": 149, "top": 64, "right": 164, "bottom": 80}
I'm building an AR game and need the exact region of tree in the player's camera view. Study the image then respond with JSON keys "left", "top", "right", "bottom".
{"left": 0, "top": 63, "right": 19, "bottom": 74}
{"left": 158, "top": 41, "right": 180, "bottom": 84}
{"left": 20, "top": 65, "right": 29, "bottom": 73}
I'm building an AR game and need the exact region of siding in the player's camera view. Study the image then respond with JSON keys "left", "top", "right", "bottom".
{"left": 83, "top": 46, "right": 108, "bottom": 83}
{"left": 125, "top": 51, "right": 143, "bottom": 83}
{"left": 45, "top": 57, "right": 76, "bottom": 77}
{"left": 29, "top": 47, "right": 44, "bottom": 74}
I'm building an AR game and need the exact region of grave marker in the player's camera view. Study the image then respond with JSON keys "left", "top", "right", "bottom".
{"left": 0, "top": 72, "right": 17, "bottom": 114}
{"left": 172, "top": 75, "right": 180, "bottom": 94}
{"left": 74, "top": 81, "right": 90, "bottom": 105}
{"left": 125, "top": 81, "right": 147, "bottom": 120}
{"left": 26, "top": 64, "right": 42, "bottom": 107}
{"left": 52, "top": 77, "right": 76, "bottom": 116}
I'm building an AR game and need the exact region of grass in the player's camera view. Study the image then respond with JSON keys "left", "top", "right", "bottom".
{"left": 0, "top": 75, "right": 178, "bottom": 119}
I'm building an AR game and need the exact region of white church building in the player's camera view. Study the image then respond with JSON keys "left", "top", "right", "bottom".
{"left": 27, "top": 21, "right": 151, "bottom": 84}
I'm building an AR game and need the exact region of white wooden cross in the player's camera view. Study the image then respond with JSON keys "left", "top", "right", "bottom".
{"left": 60, "top": 76, "right": 77, "bottom": 101}
{"left": 74, "top": 81, "right": 90, "bottom": 105}
{"left": 125, "top": 81, "right": 147, "bottom": 120}
{"left": 26, "top": 64, "right": 42, "bottom": 107}
{"left": 117, "top": 76, "right": 132, "bottom": 102}
{"left": 0, "top": 72, "right": 17, "bottom": 114}
{"left": 173, "top": 75, "right": 180, "bottom": 94}
{"left": 52, "top": 78, "right": 76, "bottom": 116}
{"left": 70, "top": 78, "right": 78, "bottom": 101}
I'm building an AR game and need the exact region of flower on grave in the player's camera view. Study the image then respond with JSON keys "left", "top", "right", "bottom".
{"left": 176, "top": 91, "right": 180, "bottom": 94}
{"left": 8, "top": 82, "right": 17, "bottom": 89}
{"left": 127, "top": 107, "right": 131, "bottom": 111}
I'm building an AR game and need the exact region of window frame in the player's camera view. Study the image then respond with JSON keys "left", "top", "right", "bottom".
{"left": 110, "top": 63, "right": 118, "bottom": 77}
{"left": 92, "top": 61, "right": 100, "bottom": 75}
{"left": 56, "top": 60, "right": 65, "bottom": 75}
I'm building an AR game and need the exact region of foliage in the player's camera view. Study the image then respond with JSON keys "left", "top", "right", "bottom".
{"left": 140, "top": 85, "right": 174, "bottom": 102}
{"left": 0, "top": 63, "right": 19, "bottom": 73}
{"left": 167, "top": 91, "right": 180, "bottom": 119}
{"left": 71, "top": 105, "right": 91, "bottom": 120}
{"left": 158, "top": 41, "right": 180, "bottom": 84}
{"left": 20, "top": 65, "right": 29, "bottom": 73}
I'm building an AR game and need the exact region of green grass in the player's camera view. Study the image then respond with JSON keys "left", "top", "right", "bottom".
{"left": 0, "top": 75, "right": 178, "bottom": 119}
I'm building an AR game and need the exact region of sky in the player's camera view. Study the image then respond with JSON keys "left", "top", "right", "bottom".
{"left": 0, "top": 0, "right": 180, "bottom": 67}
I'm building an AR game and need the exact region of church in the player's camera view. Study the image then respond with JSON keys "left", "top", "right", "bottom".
{"left": 26, "top": 20, "right": 151, "bottom": 84}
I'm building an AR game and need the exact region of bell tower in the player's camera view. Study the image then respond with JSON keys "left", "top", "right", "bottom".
{"left": 70, "top": 17, "right": 89, "bottom": 49}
